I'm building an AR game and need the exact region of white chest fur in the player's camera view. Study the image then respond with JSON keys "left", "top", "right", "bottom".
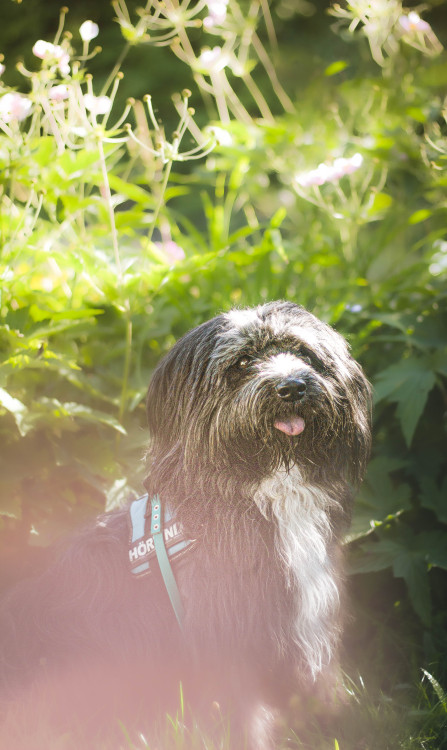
{"left": 253, "top": 466, "right": 341, "bottom": 678}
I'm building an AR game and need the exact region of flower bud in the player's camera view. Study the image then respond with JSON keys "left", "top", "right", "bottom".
{"left": 79, "top": 21, "right": 99, "bottom": 41}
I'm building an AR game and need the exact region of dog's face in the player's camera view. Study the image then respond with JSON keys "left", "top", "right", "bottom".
{"left": 146, "top": 301, "right": 371, "bottom": 495}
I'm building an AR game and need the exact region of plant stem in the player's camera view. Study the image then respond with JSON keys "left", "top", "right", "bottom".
{"left": 146, "top": 157, "right": 174, "bottom": 246}
{"left": 97, "top": 135, "right": 133, "bottom": 425}
{"left": 119, "top": 315, "right": 133, "bottom": 424}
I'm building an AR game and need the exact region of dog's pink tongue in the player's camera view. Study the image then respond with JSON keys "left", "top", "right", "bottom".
{"left": 274, "top": 417, "right": 305, "bottom": 436}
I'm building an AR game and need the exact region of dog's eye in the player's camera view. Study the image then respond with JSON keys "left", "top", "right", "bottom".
{"left": 236, "top": 356, "right": 251, "bottom": 370}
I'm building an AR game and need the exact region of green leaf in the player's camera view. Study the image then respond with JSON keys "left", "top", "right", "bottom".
{"left": 49, "top": 402, "right": 127, "bottom": 435}
{"left": 268, "top": 228, "right": 287, "bottom": 262}
{"left": 324, "top": 61, "right": 348, "bottom": 76}
{"left": 1, "top": 397, "right": 127, "bottom": 437}
{"left": 227, "top": 225, "right": 259, "bottom": 245}
{"left": 351, "top": 527, "right": 433, "bottom": 625}
{"left": 405, "top": 107, "right": 427, "bottom": 124}
{"left": 367, "top": 192, "right": 393, "bottom": 217}
{"left": 350, "top": 538, "right": 400, "bottom": 574}
{"left": 0, "top": 387, "right": 30, "bottom": 436}
{"left": 431, "top": 349, "right": 447, "bottom": 377}
{"left": 409, "top": 209, "right": 432, "bottom": 225}
{"left": 374, "top": 357, "right": 436, "bottom": 446}
{"left": 28, "top": 306, "right": 104, "bottom": 324}
{"left": 417, "top": 531, "right": 447, "bottom": 570}
{"left": 107, "top": 175, "right": 152, "bottom": 204}
{"left": 352, "top": 527, "right": 447, "bottom": 625}
{"left": 419, "top": 478, "right": 447, "bottom": 524}
{"left": 57, "top": 148, "right": 102, "bottom": 177}
{"left": 30, "top": 136, "right": 57, "bottom": 166}
{"left": 393, "top": 553, "right": 431, "bottom": 626}
{"left": 270, "top": 206, "right": 287, "bottom": 228}
{"left": 346, "top": 457, "right": 411, "bottom": 543}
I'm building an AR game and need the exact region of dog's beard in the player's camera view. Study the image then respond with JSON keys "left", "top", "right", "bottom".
{"left": 254, "top": 466, "right": 341, "bottom": 679}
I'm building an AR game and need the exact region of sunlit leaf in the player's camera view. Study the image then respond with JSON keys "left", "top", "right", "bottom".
{"left": 409, "top": 209, "right": 432, "bottom": 225}
{"left": 324, "top": 61, "right": 348, "bottom": 76}
{"left": 0, "top": 387, "right": 29, "bottom": 436}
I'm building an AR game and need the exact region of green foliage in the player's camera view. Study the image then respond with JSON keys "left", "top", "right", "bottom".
{"left": 1, "top": 0, "right": 447, "bottom": 743}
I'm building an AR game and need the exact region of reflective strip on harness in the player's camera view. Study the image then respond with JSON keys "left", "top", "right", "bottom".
{"left": 150, "top": 494, "right": 185, "bottom": 628}
{"left": 128, "top": 494, "right": 194, "bottom": 577}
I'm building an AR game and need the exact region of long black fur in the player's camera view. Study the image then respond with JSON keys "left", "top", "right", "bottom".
{"left": 0, "top": 301, "right": 371, "bottom": 749}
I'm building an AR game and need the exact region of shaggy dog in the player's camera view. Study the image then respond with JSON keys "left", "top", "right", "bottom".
{"left": 0, "top": 301, "right": 371, "bottom": 749}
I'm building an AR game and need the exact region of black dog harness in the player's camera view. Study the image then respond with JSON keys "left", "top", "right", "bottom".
{"left": 128, "top": 494, "right": 195, "bottom": 628}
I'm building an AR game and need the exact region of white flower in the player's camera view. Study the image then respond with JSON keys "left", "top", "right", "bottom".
{"left": 204, "top": 0, "right": 228, "bottom": 29}
{"left": 58, "top": 54, "right": 70, "bottom": 76}
{"left": 399, "top": 12, "right": 431, "bottom": 34}
{"left": 83, "top": 93, "right": 112, "bottom": 115}
{"left": 207, "top": 125, "right": 232, "bottom": 146}
{"left": 342, "top": 152, "right": 363, "bottom": 174}
{"left": 295, "top": 153, "right": 363, "bottom": 188}
{"left": 49, "top": 84, "right": 69, "bottom": 102}
{"left": 71, "top": 126, "right": 87, "bottom": 137}
{"left": 198, "top": 46, "right": 229, "bottom": 73}
{"left": 296, "top": 163, "right": 330, "bottom": 187}
{"left": 79, "top": 21, "right": 99, "bottom": 42}
{"left": 0, "top": 63, "right": 5, "bottom": 76}
{"left": 0, "top": 92, "right": 32, "bottom": 123}
{"left": 33, "top": 40, "right": 55, "bottom": 59}
{"left": 32, "top": 40, "right": 70, "bottom": 76}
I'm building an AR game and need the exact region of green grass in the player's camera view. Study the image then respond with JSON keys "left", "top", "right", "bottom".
{"left": 5, "top": 659, "right": 445, "bottom": 749}
{"left": 55, "top": 671, "right": 447, "bottom": 749}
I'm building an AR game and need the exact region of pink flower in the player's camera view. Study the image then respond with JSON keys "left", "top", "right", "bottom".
{"left": 295, "top": 153, "right": 363, "bottom": 188}
{"left": 329, "top": 153, "right": 364, "bottom": 179}
{"left": 155, "top": 240, "right": 186, "bottom": 262}
{"left": 0, "top": 93, "right": 32, "bottom": 123}
{"left": 295, "top": 163, "right": 331, "bottom": 187}
{"left": 204, "top": 0, "right": 228, "bottom": 29}
{"left": 49, "top": 84, "right": 69, "bottom": 102}
{"left": 399, "top": 12, "right": 431, "bottom": 34}
{"left": 0, "top": 63, "right": 5, "bottom": 76}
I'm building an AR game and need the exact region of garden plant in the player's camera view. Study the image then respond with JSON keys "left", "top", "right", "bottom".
{"left": 0, "top": 0, "right": 446, "bottom": 747}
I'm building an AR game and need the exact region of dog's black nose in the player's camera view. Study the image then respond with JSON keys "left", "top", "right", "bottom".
{"left": 275, "top": 378, "right": 307, "bottom": 402}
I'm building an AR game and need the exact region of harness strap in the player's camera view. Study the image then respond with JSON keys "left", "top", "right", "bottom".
{"left": 150, "top": 494, "right": 185, "bottom": 630}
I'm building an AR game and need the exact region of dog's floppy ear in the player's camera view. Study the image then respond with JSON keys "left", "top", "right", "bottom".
{"left": 146, "top": 316, "right": 224, "bottom": 446}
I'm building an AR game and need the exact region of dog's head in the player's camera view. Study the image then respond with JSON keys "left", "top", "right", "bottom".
{"left": 146, "top": 301, "right": 371, "bottom": 496}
